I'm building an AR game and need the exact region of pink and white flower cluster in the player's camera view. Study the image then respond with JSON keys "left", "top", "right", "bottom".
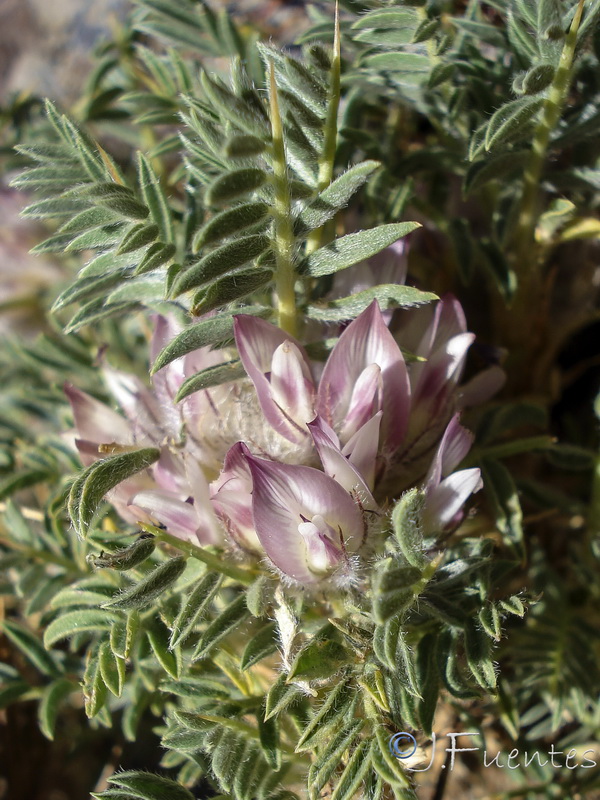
{"left": 66, "top": 249, "right": 503, "bottom": 586}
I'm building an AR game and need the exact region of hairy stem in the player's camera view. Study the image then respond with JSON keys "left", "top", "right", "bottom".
{"left": 269, "top": 63, "right": 298, "bottom": 337}
{"left": 499, "top": 0, "right": 586, "bottom": 392}
{"left": 306, "top": 2, "right": 341, "bottom": 255}
{"left": 513, "top": 0, "right": 585, "bottom": 260}
{"left": 142, "top": 523, "right": 256, "bottom": 585}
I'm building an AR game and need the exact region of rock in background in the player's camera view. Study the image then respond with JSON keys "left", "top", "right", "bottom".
{"left": 0, "top": 0, "right": 308, "bottom": 103}
{"left": 0, "top": 0, "right": 130, "bottom": 103}
{"left": 0, "top": 0, "right": 309, "bottom": 340}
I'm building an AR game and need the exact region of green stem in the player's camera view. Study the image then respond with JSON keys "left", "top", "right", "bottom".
{"left": 269, "top": 63, "right": 298, "bottom": 337}
{"left": 412, "top": 552, "right": 444, "bottom": 596}
{"left": 470, "top": 435, "right": 555, "bottom": 463}
{"left": 513, "top": 0, "right": 585, "bottom": 260}
{"left": 586, "top": 454, "right": 600, "bottom": 541}
{"left": 141, "top": 523, "right": 256, "bottom": 585}
{"left": 306, "top": 2, "right": 341, "bottom": 255}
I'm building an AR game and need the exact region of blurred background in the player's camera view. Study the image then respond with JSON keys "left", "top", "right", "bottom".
{"left": 0, "top": 0, "right": 309, "bottom": 338}
{"left": 0, "top": 0, "right": 310, "bottom": 104}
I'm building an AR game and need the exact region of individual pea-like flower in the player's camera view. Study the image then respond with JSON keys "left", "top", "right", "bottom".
{"left": 66, "top": 259, "right": 502, "bottom": 586}
{"left": 245, "top": 445, "right": 367, "bottom": 584}
{"left": 65, "top": 381, "right": 152, "bottom": 526}
{"left": 64, "top": 316, "right": 223, "bottom": 546}
{"left": 422, "top": 414, "right": 483, "bottom": 535}
{"left": 234, "top": 300, "right": 410, "bottom": 455}
{"left": 233, "top": 315, "right": 316, "bottom": 445}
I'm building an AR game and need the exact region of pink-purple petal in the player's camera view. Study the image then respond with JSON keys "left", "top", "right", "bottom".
{"left": 246, "top": 455, "right": 365, "bottom": 583}
{"left": 184, "top": 456, "right": 225, "bottom": 546}
{"left": 412, "top": 332, "right": 475, "bottom": 405}
{"left": 425, "top": 414, "right": 474, "bottom": 488}
{"left": 219, "top": 441, "right": 253, "bottom": 483}
{"left": 73, "top": 438, "right": 103, "bottom": 467}
{"left": 152, "top": 449, "right": 187, "bottom": 494}
{"left": 424, "top": 468, "right": 482, "bottom": 532}
{"left": 317, "top": 300, "right": 410, "bottom": 449}
{"left": 103, "top": 367, "right": 162, "bottom": 443}
{"left": 340, "top": 363, "right": 382, "bottom": 442}
{"left": 130, "top": 489, "right": 202, "bottom": 542}
{"left": 65, "top": 383, "right": 131, "bottom": 444}
{"left": 234, "top": 315, "right": 314, "bottom": 442}
{"left": 211, "top": 488, "right": 261, "bottom": 552}
{"left": 211, "top": 442, "right": 259, "bottom": 552}
{"left": 308, "top": 418, "right": 377, "bottom": 511}
{"left": 431, "top": 295, "right": 467, "bottom": 348}
{"left": 458, "top": 365, "right": 506, "bottom": 407}
{"left": 342, "top": 411, "right": 382, "bottom": 490}
{"left": 270, "top": 341, "right": 316, "bottom": 425}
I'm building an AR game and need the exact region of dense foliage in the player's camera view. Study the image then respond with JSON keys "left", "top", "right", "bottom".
{"left": 1, "top": 1, "right": 600, "bottom": 799}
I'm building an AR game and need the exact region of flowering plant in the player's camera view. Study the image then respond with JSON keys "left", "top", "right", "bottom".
{"left": 66, "top": 289, "right": 497, "bottom": 586}
{"left": 1, "top": 2, "right": 600, "bottom": 799}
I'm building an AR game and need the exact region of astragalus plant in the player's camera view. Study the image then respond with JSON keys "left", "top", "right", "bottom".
{"left": 1, "top": 1, "right": 600, "bottom": 799}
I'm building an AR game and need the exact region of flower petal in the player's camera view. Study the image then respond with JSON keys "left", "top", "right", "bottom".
{"left": 412, "top": 332, "right": 475, "bottom": 408}
{"left": 234, "top": 315, "right": 314, "bottom": 442}
{"left": 150, "top": 316, "right": 227, "bottom": 438}
{"left": 424, "top": 468, "right": 482, "bottom": 532}
{"left": 317, "top": 300, "right": 410, "bottom": 450}
{"left": 308, "top": 418, "right": 377, "bottom": 510}
{"left": 395, "top": 294, "right": 466, "bottom": 361}
{"left": 73, "top": 438, "right": 103, "bottom": 467}
{"left": 212, "top": 488, "right": 261, "bottom": 552}
{"left": 430, "top": 295, "right": 467, "bottom": 350}
{"left": 152, "top": 449, "right": 187, "bottom": 494}
{"left": 270, "top": 341, "right": 316, "bottom": 426}
{"left": 246, "top": 455, "right": 365, "bottom": 583}
{"left": 458, "top": 365, "right": 506, "bottom": 407}
{"left": 103, "top": 367, "right": 163, "bottom": 443}
{"left": 368, "top": 239, "right": 408, "bottom": 287}
{"left": 217, "top": 441, "right": 253, "bottom": 485}
{"left": 184, "top": 456, "right": 225, "bottom": 546}
{"left": 211, "top": 442, "right": 259, "bottom": 552}
{"left": 130, "top": 489, "right": 202, "bottom": 542}
{"left": 425, "top": 414, "right": 474, "bottom": 488}
{"left": 65, "top": 383, "right": 131, "bottom": 444}
{"left": 340, "top": 363, "right": 382, "bottom": 442}
{"left": 342, "top": 411, "right": 382, "bottom": 490}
